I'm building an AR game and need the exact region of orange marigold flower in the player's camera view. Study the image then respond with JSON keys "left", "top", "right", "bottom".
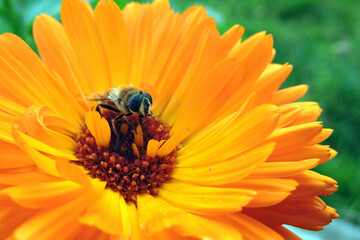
{"left": 0, "top": 0, "right": 338, "bottom": 239}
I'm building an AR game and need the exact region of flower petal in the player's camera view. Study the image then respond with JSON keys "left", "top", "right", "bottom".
{"left": 12, "top": 129, "right": 61, "bottom": 177}
{"left": 137, "top": 194, "right": 187, "bottom": 235}
{"left": 2, "top": 181, "right": 84, "bottom": 208}
{"left": 178, "top": 104, "right": 279, "bottom": 166}
{"left": 249, "top": 159, "right": 320, "bottom": 178}
{"left": 33, "top": 14, "right": 89, "bottom": 97}
{"left": 85, "top": 111, "right": 111, "bottom": 148}
{"left": 243, "top": 197, "right": 339, "bottom": 231}
{"left": 268, "top": 84, "right": 308, "bottom": 105}
{"left": 267, "top": 122, "right": 323, "bottom": 156}
{"left": 79, "top": 190, "right": 131, "bottom": 237}
{"left": 55, "top": 158, "right": 106, "bottom": 193}
{"left": 223, "top": 178, "right": 298, "bottom": 208}
{"left": 173, "top": 142, "right": 275, "bottom": 186}
{"left": 159, "top": 181, "right": 256, "bottom": 215}
{"left": 0, "top": 33, "right": 83, "bottom": 126}
{"left": 289, "top": 170, "right": 338, "bottom": 199}
{"left": 172, "top": 213, "right": 243, "bottom": 240}
{"left": 0, "top": 167, "right": 59, "bottom": 185}
{"left": 14, "top": 192, "right": 94, "bottom": 240}
{"left": 94, "top": 0, "right": 129, "bottom": 87}
{"left": 0, "top": 141, "right": 34, "bottom": 169}
{"left": 60, "top": 0, "right": 110, "bottom": 92}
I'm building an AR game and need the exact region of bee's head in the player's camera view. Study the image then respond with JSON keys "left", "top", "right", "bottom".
{"left": 128, "top": 92, "right": 152, "bottom": 117}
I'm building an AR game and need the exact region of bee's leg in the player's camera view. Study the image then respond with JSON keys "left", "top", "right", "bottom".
{"left": 141, "top": 111, "right": 155, "bottom": 125}
{"left": 111, "top": 114, "right": 125, "bottom": 151}
{"left": 111, "top": 113, "right": 134, "bottom": 150}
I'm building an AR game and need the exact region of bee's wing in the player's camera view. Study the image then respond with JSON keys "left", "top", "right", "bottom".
{"left": 85, "top": 96, "right": 113, "bottom": 102}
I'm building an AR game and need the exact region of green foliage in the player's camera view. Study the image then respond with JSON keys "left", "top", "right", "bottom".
{"left": 0, "top": 0, "right": 359, "bottom": 221}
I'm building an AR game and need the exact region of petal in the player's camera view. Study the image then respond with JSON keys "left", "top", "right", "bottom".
{"left": 243, "top": 197, "right": 339, "bottom": 230}
{"left": 0, "top": 199, "right": 35, "bottom": 240}
{"left": 23, "top": 105, "right": 76, "bottom": 151}
{"left": 0, "top": 141, "right": 34, "bottom": 169}
{"left": 223, "top": 178, "right": 298, "bottom": 208}
{"left": 55, "top": 158, "right": 106, "bottom": 193}
{"left": 267, "top": 122, "right": 323, "bottom": 156}
{"left": 137, "top": 194, "right": 187, "bottom": 235}
{"left": 289, "top": 170, "right": 338, "bottom": 199}
{"left": 79, "top": 189, "right": 131, "bottom": 237}
{"left": 33, "top": 13, "right": 89, "bottom": 97}
{"left": 249, "top": 159, "right": 320, "bottom": 178}
{"left": 178, "top": 104, "right": 279, "bottom": 167}
{"left": 0, "top": 33, "right": 83, "bottom": 126}
{"left": 223, "top": 213, "right": 284, "bottom": 240}
{"left": 60, "top": 0, "right": 110, "bottom": 92}
{"left": 269, "top": 144, "right": 333, "bottom": 164}
{"left": 85, "top": 110, "right": 111, "bottom": 148}
{"left": 0, "top": 167, "right": 59, "bottom": 185}
{"left": 168, "top": 57, "right": 245, "bottom": 133}
{"left": 268, "top": 85, "right": 308, "bottom": 105}
{"left": 12, "top": 128, "right": 61, "bottom": 177}
{"left": 94, "top": 0, "right": 129, "bottom": 86}
{"left": 172, "top": 213, "right": 243, "bottom": 240}
{"left": 173, "top": 142, "right": 275, "bottom": 186}
{"left": 159, "top": 181, "right": 256, "bottom": 215}
{"left": 2, "top": 181, "right": 84, "bottom": 208}
{"left": 14, "top": 192, "right": 94, "bottom": 240}
{"left": 254, "top": 63, "right": 293, "bottom": 103}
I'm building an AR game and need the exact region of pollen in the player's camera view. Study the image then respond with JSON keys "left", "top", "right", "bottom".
{"left": 74, "top": 113, "right": 176, "bottom": 204}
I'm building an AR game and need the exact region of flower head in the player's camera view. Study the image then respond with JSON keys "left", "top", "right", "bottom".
{"left": 0, "top": 0, "right": 338, "bottom": 239}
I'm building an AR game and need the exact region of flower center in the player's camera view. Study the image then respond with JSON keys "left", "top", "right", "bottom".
{"left": 74, "top": 112, "right": 176, "bottom": 203}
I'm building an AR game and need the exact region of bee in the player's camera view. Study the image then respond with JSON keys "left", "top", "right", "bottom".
{"left": 87, "top": 86, "right": 153, "bottom": 146}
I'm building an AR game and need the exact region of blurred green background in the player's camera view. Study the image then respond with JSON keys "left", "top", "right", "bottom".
{"left": 1, "top": 0, "right": 359, "bottom": 224}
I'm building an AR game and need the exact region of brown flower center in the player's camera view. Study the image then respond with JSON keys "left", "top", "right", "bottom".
{"left": 74, "top": 112, "right": 176, "bottom": 203}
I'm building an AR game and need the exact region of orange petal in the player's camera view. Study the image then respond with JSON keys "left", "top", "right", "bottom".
{"left": 0, "top": 141, "right": 34, "bottom": 169}
{"left": 267, "top": 122, "right": 323, "bottom": 156}
{"left": 79, "top": 190, "right": 131, "bottom": 237}
{"left": 156, "top": 129, "right": 190, "bottom": 157}
{"left": 289, "top": 170, "right": 338, "bottom": 199}
{"left": 173, "top": 143, "right": 275, "bottom": 186}
{"left": 0, "top": 169, "right": 59, "bottom": 186}
{"left": 269, "top": 144, "right": 333, "bottom": 164}
{"left": 2, "top": 181, "right": 84, "bottom": 208}
{"left": 0, "top": 200, "right": 35, "bottom": 240}
{"left": 172, "top": 213, "right": 243, "bottom": 240}
{"left": 94, "top": 0, "right": 129, "bottom": 87}
{"left": 33, "top": 13, "right": 89, "bottom": 97}
{"left": 14, "top": 192, "right": 94, "bottom": 240}
{"left": 85, "top": 111, "right": 111, "bottom": 148}
{"left": 23, "top": 105, "right": 76, "bottom": 151}
{"left": 254, "top": 63, "right": 293, "bottom": 103}
{"left": 12, "top": 128, "right": 61, "bottom": 177}
{"left": 61, "top": 0, "right": 110, "bottom": 92}
{"left": 137, "top": 194, "right": 187, "bottom": 235}
{"left": 223, "top": 178, "right": 298, "bottom": 208}
{"left": 243, "top": 197, "right": 338, "bottom": 230}
{"left": 178, "top": 104, "right": 279, "bottom": 166}
{"left": 159, "top": 181, "right": 256, "bottom": 215}
{"left": 268, "top": 84, "right": 308, "bottom": 105}
{"left": 55, "top": 158, "right": 106, "bottom": 193}
{"left": 249, "top": 159, "right": 320, "bottom": 178}
{"left": 0, "top": 33, "right": 83, "bottom": 126}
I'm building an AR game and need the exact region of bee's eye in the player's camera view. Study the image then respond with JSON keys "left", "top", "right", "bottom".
{"left": 128, "top": 94, "right": 142, "bottom": 112}
{"left": 143, "top": 93, "right": 152, "bottom": 104}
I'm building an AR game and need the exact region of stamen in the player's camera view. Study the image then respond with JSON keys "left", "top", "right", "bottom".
{"left": 120, "top": 123, "right": 128, "bottom": 135}
{"left": 74, "top": 113, "right": 177, "bottom": 204}
{"left": 132, "top": 125, "right": 144, "bottom": 148}
{"left": 132, "top": 143, "right": 140, "bottom": 158}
